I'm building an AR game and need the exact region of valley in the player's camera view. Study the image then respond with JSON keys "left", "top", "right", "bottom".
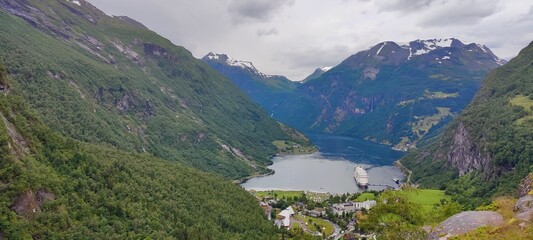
{"left": 0, "top": 0, "right": 532, "bottom": 239}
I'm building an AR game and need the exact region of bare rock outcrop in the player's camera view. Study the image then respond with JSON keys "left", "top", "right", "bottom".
{"left": 429, "top": 211, "right": 504, "bottom": 239}
{"left": 518, "top": 174, "right": 533, "bottom": 198}
{"left": 514, "top": 195, "right": 533, "bottom": 222}
{"left": 11, "top": 189, "right": 55, "bottom": 218}
{"left": 447, "top": 122, "right": 491, "bottom": 176}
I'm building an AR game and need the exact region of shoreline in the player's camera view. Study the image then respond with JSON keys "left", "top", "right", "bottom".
{"left": 235, "top": 149, "right": 319, "bottom": 185}
{"left": 233, "top": 169, "right": 276, "bottom": 185}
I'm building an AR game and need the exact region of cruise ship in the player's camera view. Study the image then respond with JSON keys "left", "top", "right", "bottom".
{"left": 354, "top": 165, "right": 369, "bottom": 188}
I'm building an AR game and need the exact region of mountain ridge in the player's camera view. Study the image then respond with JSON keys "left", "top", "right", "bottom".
{"left": 269, "top": 38, "right": 505, "bottom": 149}
{"left": 202, "top": 52, "right": 299, "bottom": 114}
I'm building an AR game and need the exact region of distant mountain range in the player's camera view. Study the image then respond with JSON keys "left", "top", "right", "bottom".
{"left": 209, "top": 38, "right": 507, "bottom": 149}
{"left": 202, "top": 52, "right": 299, "bottom": 113}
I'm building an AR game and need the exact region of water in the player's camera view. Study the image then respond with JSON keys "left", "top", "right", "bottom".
{"left": 241, "top": 133, "right": 405, "bottom": 194}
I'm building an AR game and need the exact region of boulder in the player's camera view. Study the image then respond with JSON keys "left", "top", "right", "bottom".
{"left": 514, "top": 195, "right": 533, "bottom": 222}
{"left": 429, "top": 211, "right": 504, "bottom": 239}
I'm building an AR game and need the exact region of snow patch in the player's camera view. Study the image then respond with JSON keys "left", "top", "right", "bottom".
{"left": 207, "top": 52, "right": 272, "bottom": 77}
{"left": 401, "top": 38, "right": 468, "bottom": 60}
{"left": 376, "top": 42, "right": 387, "bottom": 55}
{"left": 477, "top": 44, "right": 488, "bottom": 53}
{"left": 66, "top": 0, "right": 81, "bottom": 6}
{"left": 442, "top": 56, "right": 451, "bottom": 60}
{"left": 320, "top": 66, "right": 332, "bottom": 72}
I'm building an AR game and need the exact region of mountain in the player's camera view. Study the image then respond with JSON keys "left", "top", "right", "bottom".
{"left": 0, "top": 75, "right": 277, "bottom": 238}
{"left": 302, "top": 67, "right": 332, "bottom": 82}
{"left": 272, "top": 38, "right": 506, "bottom": 149}
{"left": 401, "top": 40, "right": 533, "bottom": 208}
{"left": 202, "top": 52, "right": 298, "bottom": 113}
{"left": 0, "top": 0, "right": 312, "bottom": 179}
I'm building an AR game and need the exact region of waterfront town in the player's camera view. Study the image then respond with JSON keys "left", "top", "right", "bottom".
{"left": 252, "top": 190, "right": 379, "bottom": 239}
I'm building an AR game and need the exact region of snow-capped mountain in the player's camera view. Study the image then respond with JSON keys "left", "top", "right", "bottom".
{"left": 202, "top": 52, "right": 298, "bottom": 113}
{"left": 203, "top": 52, "right": 277, "bottom": 78}
{"left": 355, "top": 38, "right": 506, "bottom": 66}
{"left": 272, "top": 38, "right": 506, "bottom": 149}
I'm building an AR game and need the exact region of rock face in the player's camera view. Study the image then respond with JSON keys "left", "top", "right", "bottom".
{"left": 447, "top": 122, "right": 491, "bottom": 176}
{"left": 518, "top": 174, "right": 533, "bottom": 197}
{"left": 514, "top": 195, "right": 533, "bottom": 222}
{"left": 429, "top": 211, "right": 504, "bottom": 239}
{"left": 11, "top": 189, "right": 55, "bottom": 218}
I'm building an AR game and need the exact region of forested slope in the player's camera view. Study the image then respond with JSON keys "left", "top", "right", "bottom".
{"left": 0, "top": 0, "right": 311, "bottom": 179}
{"left": 402, "top": 41, "right": 533, "bottom": 208}
{"left": 0, "top": 66, "right": 276, "bottom": 239}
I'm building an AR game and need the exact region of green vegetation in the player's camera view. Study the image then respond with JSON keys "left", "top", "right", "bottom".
{"left": 0, "top": 0, "right": 312, "bottom": 180}
{"left": 423, "top": 90, "right": 459, "bottom": 99}
{"left": 254, "top": 190, "right": 330, "bottom": 203}
{"left": 355, "top": 192, "right": 376, "bottom": 202}
{"left": 0, "top": 94, "right": 276, "bottom": 239}
{"left": 402, "top": 41, "right": 533, "bottom": 209}
{"left": 404, "top": 189, "right": 451, "bottom": 213}
{"left": 410, "top": 107, "right": 454, "bottom": 139}
{"left": 273, "top": 140, "right": 317, "bottom": 155}
{"left": 358, "top": 189, "right": 462, "bottom": 239}
{"left": 255, "top": 190, "right": 304, "bottom": 200}
{"left": 294, "top": 215, "right": 335, "bottom": 236}
{"left": 510, "top": 95, "right": 533, "bottom": 125}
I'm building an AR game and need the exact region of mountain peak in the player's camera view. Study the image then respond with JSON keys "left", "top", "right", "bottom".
{"left": 203, "top": 52, "right": 272, "bottom": 78}
{"left": 363, "top": 38, "right": 506, "bottom": 65}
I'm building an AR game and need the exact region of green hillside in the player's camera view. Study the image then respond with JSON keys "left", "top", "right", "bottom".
{"left": 0, "top": 0, "right": 311, "bottom": 179}
{"left": 0, "top": 88, "right": 276, "bottom": 239}
{"left": 401, "top": 41, "right": 533, "bottom": 208}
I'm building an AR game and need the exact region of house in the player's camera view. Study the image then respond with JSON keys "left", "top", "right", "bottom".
{"left": 275, "top": 206, "right": 295, "bottom": 228}
{"left": 354, "top": 200, "right": 377, "bottom": 210}
{"left": 331, "top": 202, "right": 356, "bottom": 215}
{"left": 331, "top": 200, "right": 377, "bottom": 215}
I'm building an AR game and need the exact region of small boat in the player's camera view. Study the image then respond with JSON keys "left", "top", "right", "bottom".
{"left": 392, "top": 178, "right": 400, "bottom": 184}
{"left": 354, "top": 165, "right": 369, "bottom": 188}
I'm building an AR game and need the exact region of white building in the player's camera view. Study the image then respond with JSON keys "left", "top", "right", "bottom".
{"left": 275, "top": 206, "right": 295, "bottom": 228}
{"left": 330, "top": 200, "right": 377, "bottom": 215}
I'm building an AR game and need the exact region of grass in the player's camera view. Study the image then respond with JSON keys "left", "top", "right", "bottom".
{"left": 510, "top": 95, "right": 533, "bottom": 125}
{"left": 255, "top": 190, "right": 304, "bottom": 200}
{"left": 294, "top": 215, "right": 335, "bottom": 237}
{"left": 424, "top": 90, "right": 459, "bottom": 99}
{"left": 404, "top": 189, "right": 451, "bottom": 213}
{"left": 411, "top": 107, "right": 453, "bottom": 138}
{"left": 272, "top": 140, "right": 317, "bottom": 155}
{"left": 253, "top": 190, "right": 330, "bottom": 202}
{"left": 356, "top": 192, "right": 377, "bottom": 202}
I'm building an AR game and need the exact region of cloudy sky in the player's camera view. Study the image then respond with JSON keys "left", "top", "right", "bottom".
{"left": 89, "top": 0, "right": 533, "bottom": 80}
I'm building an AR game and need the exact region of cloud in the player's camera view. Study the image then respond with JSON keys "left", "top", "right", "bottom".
{"left": 89, "top": 0, "right": 533, "bottom": 79}
{"left": 228, "top": 0, "right": 295, "bottom": 23}
{"left": 282, "top": 45, "right": 352, "bottom": 70}
{"left": 419, "top": 0, "right": 501, "bottom": 27}
{"left": 377, "top": 0, "right": 435, "bottom": 12}
{"left": 257, "top": 27, "right": 278, "bottom": 37}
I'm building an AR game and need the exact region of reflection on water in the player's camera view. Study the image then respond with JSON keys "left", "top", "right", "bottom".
{"left": 241, "top": 133, "right": 405, "bottom": 194}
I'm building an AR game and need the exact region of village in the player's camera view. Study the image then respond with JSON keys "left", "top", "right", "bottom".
{"left": 252, "top": 190, "right": 379, "bottom": 239}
